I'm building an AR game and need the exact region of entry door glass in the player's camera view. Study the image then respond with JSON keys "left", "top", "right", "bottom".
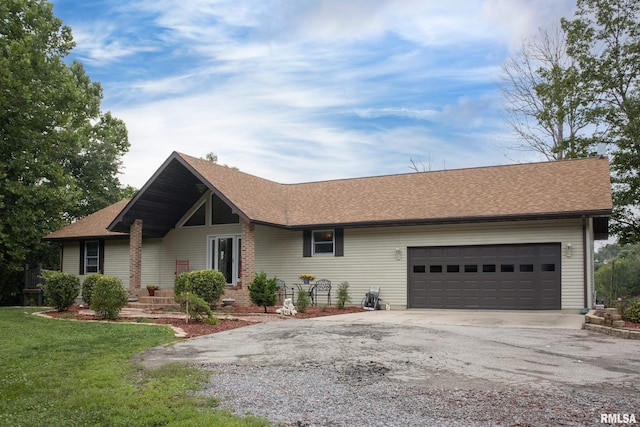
{"left": 217, "top": 237, "right": 233, "bottom": 284}
{"left": 209, "top": 235, "right": 241, "bottom": 285}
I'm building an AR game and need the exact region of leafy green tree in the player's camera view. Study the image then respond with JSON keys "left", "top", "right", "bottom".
{"left": 0, "top": 0, "right": 131, "bottom": 304}
{"left": 562, "top": 0, "right": 640, "bottom": 243}
{"left": 501, "top": 25, "right": 596, "bottom": 160}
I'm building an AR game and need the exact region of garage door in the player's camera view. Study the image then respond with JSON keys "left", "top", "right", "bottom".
{"left": 408, "top": 243, "right": 561, "bottom": 310}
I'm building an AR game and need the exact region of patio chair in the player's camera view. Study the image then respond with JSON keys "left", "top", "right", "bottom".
{"left": 175, "top": 259, "right": 190, "bottom": 275}
{"left": 310, "top": 279, "right": 332, "bottom": 306}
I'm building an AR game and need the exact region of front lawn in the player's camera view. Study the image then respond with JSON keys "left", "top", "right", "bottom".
{"left": 0, "top": 307, "right": 267, "bottom": 427}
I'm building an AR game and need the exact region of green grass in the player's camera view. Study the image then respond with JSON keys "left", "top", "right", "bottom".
{"left": 0, "top": 308, "right": 267, "bottom": 427}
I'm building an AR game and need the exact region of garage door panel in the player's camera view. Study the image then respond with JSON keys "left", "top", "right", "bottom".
{"left": 408, "top": 243, "right": 561, "bottom": 310}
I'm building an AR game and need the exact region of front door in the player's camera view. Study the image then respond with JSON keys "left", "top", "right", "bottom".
{"left": 208, "top": 235, "right": 241, "bottom": 285}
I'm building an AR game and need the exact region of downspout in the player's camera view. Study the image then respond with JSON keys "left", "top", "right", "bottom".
{"left": 582, "top": 217, "right": 588, "bottom": 308}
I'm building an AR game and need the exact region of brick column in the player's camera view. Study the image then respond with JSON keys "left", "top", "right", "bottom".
{"left": 222, "top": 218, "right": 255, "bottom": 306}
{"left": 129, "top": 219, "right": 143, "bottom": 296}
{"left": 241, "top": 219, "right": 255, "bottom": 286}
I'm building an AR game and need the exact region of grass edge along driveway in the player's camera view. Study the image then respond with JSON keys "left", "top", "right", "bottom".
{"left": 0, "top": 307, "right": 267, "bottom": 427}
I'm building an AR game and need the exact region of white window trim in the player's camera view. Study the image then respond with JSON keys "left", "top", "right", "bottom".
{"left": 206, "top": 234, "right": 242, "bottom": 285}
{"left": 85, "top": 240, "right": 99, "bottom": 274}
{"left": 312, "top": 229, "right": 335, "bottom": 256}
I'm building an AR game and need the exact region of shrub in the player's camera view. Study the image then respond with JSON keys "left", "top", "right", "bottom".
{"left": 174, "top": 293, "right": 214, "bottom": 323}
{"left": 81, "top": 274, "right": 102, "bottom": 306}
{"left": 41, "top": 270, "right": 80, "bottom": 312}
{"left": 296, "top": 285, "right": 311, "bottom": 313}
{"left": 336, "top": 281, "right": 352, "bottom": 309}
{"left": 620, "top": 297, "right": 640, "bottom": 323}
{"left": 174, "top": 270, "right": 226, "bottom": 307}
{"left": 91, "top": 275, "right": 128, "bottom": 320}
{"left": 248, "top": 272, "right": 278, "bottom": 313}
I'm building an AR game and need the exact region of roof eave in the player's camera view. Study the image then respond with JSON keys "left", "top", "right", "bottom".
{"left": 43, "top": 233, "right": 130, "bottom": 242}
{"left": 284, "top": 209, "right": 613, "bottom": 230}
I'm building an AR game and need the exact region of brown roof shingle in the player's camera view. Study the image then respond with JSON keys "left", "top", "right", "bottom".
{"left": 44, "top": 199, "right": 130, "bottom": 240}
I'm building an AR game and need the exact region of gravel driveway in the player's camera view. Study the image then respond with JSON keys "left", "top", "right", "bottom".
{"left": 139, "top": 311, "right": 640, "bottom": 426}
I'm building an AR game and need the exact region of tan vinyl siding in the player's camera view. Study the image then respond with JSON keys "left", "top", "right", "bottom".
{"left": 62, "top": 243, "right": 80, "bottom": 276}
{"left": 141, "top": 239, "right": 162, "bottom": 287}
{"left": 255, "top": 219, "right": 586, "bottom": 310}
{"left": 103, "top": 240, "right": 131, "bottom": 287}
{"left": 156, "top": 224, "right": 242, "bottom": 288}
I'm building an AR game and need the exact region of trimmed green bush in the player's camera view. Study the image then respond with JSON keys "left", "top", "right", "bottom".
{"left": 296, "top": 284, "right": 311, "bottom": 313}
{"left": 91, "top": 275, "right": 128, "bottom": 320}
{"left": 248, "top": 272, "right": 278, "bottom": 313}
{"left": 81, "top": 274, "right": 102, "bottom": 306}
{"left": 175, "top": 292, "right": 214, "bottom": 323}
{"left": 41, "top": 270, "right": 80, "bottom": 312}
{"left": 336, "top": 281, "right": 352, "bottom": 309}
{"left": 174, "top": 270, "right": 226, "bottom": 307}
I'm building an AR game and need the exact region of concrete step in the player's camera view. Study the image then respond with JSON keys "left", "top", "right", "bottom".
{"left": 138, "top": 296, "right": 176, "bottom": 305}
{"left": 128, "top": 289, "right": 179, "bottom": 310}
{"left": 127, "top": 301, "right": 181, "bottom": 310}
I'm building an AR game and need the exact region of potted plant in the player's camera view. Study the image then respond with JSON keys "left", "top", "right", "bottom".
{"left": 299, "top": 274, "right": 315, "bottom": 285}
{"left": 146, "top": 284, "right": 159, "bottom": 296}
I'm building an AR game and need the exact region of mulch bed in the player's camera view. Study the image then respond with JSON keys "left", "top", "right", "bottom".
{"left": 43, "top": 305, "right": 367, "bottom": 338}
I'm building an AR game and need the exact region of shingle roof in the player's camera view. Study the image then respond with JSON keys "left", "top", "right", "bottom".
{"left": 44, "top": 199, "right": 130, "bottom": 240}
{"left": 45, "top": 152, "right": 613, "bottom": 240}
{"left": 180, "top": 152, "right": 612, "bottom": 227}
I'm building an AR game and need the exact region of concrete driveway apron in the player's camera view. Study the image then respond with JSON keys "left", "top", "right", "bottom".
{"left": 139, "top": 309, "right": 639, "bottom": 393}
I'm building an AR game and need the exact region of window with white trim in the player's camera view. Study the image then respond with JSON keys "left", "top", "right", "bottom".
{"left": 313, "top": 230, "right": 334, "bottom": 255}
{"left": 85, "top": 241, "right": 100, "bottom": 274}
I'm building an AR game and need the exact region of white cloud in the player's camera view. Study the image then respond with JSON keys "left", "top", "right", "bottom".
{"left": 52, "top": 0, "right": 578, "bottom": 189}
{"left": 69, "top": 24, "right": 157, "bottom": 65}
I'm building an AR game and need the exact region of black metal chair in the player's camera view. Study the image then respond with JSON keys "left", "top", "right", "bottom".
{"left": 310, "top": 279, "right": 332, "bottom": 306}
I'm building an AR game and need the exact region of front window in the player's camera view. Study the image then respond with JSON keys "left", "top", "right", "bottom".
{"left": 85, "top": 241, "right": 99, "bottom": 274}
{"left": 313, "top": 230, "right": 334, "bottom": 255}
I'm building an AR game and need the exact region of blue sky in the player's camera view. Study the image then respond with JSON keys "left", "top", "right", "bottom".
{"left": 50, "top": 0, "right": 577, "bottom": 189}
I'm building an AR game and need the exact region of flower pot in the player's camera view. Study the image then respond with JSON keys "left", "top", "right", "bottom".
{"left": 147, "top": 288, "right": 156, "bottom": 296}
{"left": 303, "top": 278, "right": 310, "bottom": 285}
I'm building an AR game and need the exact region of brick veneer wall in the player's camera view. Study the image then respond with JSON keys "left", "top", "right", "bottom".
{"left": 129, "top": 219, "right": 143, "bottom": 297}
{"left": 222, "top": 218, "right": 255, "bottom": 306}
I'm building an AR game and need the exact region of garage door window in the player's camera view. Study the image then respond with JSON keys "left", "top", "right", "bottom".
{"left": 429, "top": 265, "right": 443, "bottom": 273}
{"left": 465, "top": 265, "right": 478, "bottom": 273}
{"left": 447, "top": 265, "right": 460, "bottom": 273}
{"left": 483, "top": 264, "right": 496, "bottom": 273}
{"left": 520, "top": 264, "right": 534, "bottom": 272}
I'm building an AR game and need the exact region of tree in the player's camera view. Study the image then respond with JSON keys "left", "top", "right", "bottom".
{"left": 203, "top": 152, "right": 238, "bottom": 170}
{"left": 0, "top": 0, "right": 130, "bottom": 304}
{"left": 501, "top": 25, "right": 596, "bottom": 160}
{"left": 594, "top": 243, "right": 640, "bottom": 302}
{"left": 562, "top": 0, "right": 640, "bottom": 243}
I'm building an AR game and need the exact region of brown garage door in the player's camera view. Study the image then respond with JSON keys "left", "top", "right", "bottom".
{"left": 408, "top": 243, "right": 561, "bottom": 310}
